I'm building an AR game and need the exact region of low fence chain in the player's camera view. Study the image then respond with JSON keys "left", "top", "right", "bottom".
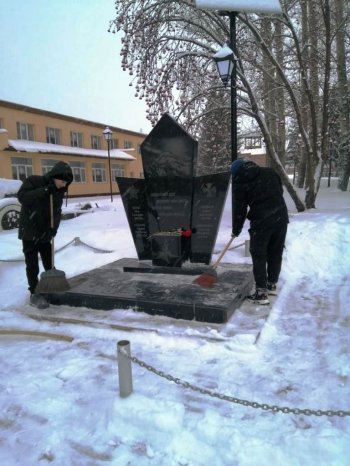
{"left": 0, "top": 236, "right": 114, "bottom": 262}
{"left": 120, "top": 349, "right": 349, "bottom": 418}
{"left": 70, "top": 237, "right": 114, "bottom": 253}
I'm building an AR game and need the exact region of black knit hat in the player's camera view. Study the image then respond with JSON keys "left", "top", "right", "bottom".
{"left": 54, "top": 173, "right": 73, "bottom": 182}
{"left": 231, "top": 159, "right": 246, "bottom": 177}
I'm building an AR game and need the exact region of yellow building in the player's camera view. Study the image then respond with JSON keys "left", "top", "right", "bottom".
{"left": 0, "top": 100, "right": 146, "bottom": 197}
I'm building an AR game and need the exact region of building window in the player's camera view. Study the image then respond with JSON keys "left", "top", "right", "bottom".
{"left": 70, "top": 131, "right": 83, "bottom": 147}
{"left": 112, "top": 164, "right": 125, "bottom": 180}
{"left": 110, "top": 138, "right": 119, "bottom": 149}
{"left": 41, "top": 159, "right": 60, "bottom": 175}
{"left": 16, "top": 122, "right": 34, "bottom": 140}
{"left": 70, "top": 161, "right": 86, "bottom": 183}
{"left": 46, "top": 127, "right": 61, "bottom": 145}
{"left": 124, "top": 140, "right": 132, "bottom": 149}
{"left": 91, "top": 135, "right": 101, "bottom": 149}
{"left": 11, "top": 156, "right": 33, "bottom": 181}
{"left": 92, "top": 162, "right": 106, "bottom": 183}
{"left": 0, "top": 118, "right": 4, "bottom": 128}
{"left": 137, "top": 144, "right": 141, "bottom": 154}
{"left": 245, "top": 137, "right": 262, "bottom": 150}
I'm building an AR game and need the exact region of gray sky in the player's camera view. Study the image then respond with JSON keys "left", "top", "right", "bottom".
{"left": 0, "top": 0, "right": 151, "bottom": 133}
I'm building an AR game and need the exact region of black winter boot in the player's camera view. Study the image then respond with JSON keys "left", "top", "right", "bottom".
{"left": 30, "top": 293, "right": 49, "bottom": 309}
{"left": 247, "top": 289, "right": 270, "bottom": 305}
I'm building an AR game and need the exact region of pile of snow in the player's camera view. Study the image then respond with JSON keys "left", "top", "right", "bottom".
{"left": 0, "top": 178, "right": 21, "bottom": 199}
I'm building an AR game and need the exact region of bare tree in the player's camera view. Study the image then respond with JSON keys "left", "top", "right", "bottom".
{"left": 110, "top": 0, "right": 347, "bottom": 209}
{"left": 196, "top": 85, "right": 231, "bottom": 175}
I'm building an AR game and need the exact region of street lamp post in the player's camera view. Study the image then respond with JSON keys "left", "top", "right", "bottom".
{"left": 196, "top": 0, "right": 282, "bottom": 228}
{"left": 213, "top": 11, "right": 237, "bottom": 227}
{"left": 103, "top": 126, "right": 113, "bottom": 202}
{"left": 213, "top": 13, "right": 237, "bottom": 168}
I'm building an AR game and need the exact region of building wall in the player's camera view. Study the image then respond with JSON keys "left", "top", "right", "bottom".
{"left": 239, "top": 133, "right": 268, "bottom": 167}
{"left": 240, "top": 152, "right": 268, "bottom": 167}
{"left": 0, "top": 100, "right": 146, "bottom": 197}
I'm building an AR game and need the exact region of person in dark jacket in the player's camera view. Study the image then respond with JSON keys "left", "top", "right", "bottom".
{"left": 17, "top": 161, "right": 73, "bottom": 308}
{"left": 231, "top": 159, "right": 289, "bottom": 305}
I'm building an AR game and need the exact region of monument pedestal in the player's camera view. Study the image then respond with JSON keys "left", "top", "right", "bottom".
{"left": 44, "top": 258, "right": 253, "bottom": 324}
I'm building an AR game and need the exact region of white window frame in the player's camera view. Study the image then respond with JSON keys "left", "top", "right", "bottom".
{"left": 70, "top": 131, "right": 83, "bottom": 148}
{"left": 46, "top": 127, "right": 61, "bottom": 145}
{"left": 92, "top": 162, "right": 107, "bottom": 183}
{"left": 91, "top": 135, "right": 101, "bottom": 150}
{"left": 16, "top": 122, "right": 34, "bottom": 140}
{"left": 11, "top": 156, "right": 33, "bottom": 180}
{"left": 70, "top": 161, "right": 86, "bottom": 183}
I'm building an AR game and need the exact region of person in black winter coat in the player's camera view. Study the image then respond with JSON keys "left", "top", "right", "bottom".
{"left": 231, "top": 159, "right": 289, "bottom": 305}
{"left": 17, "top": 161, "right": 73, "bottom": 308}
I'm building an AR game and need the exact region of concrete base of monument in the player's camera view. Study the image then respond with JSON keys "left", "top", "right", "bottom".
{"left": 45, "top": 258, "right": 254, "bottom": 324}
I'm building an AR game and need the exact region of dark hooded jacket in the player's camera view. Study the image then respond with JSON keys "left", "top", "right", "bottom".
{"left": 231, "top": 161, "right": 289, "bottom": 237}
{"left": 17, "top": 161, "right": 73, "bottom": 243}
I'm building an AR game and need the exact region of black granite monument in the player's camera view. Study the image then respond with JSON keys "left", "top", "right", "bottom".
{"left": 117, "top": 113, "right": 230, "bottom": 268}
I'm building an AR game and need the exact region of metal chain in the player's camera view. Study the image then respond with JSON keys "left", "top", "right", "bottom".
{"left": 71, "top": 237, "right": 114, "bottom": 253}
{"left": 0, "top": 236, "right": 114, "bottom": 262}
{"left": 120, "top": 350, "right": 349, "bottom": 417}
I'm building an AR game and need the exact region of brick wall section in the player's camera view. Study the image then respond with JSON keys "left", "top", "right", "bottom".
{"left": 241, "top": 153, "right": 268, "bottom": 167}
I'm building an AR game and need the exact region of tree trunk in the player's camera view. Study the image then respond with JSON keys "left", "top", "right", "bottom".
{"left": 297, "top": 0, "right": 309, "bottom": 189}
{"left": 261, "top": 18, "right": 276, "bottom": 166}
{"left": 304, "top": 0, "right": 320, "bottom": 208}
{"left": 274, "top": 19, "right": 286, "bottom": 166}
{"left": 335, "top": 0, "right": 350, "bottom": 191}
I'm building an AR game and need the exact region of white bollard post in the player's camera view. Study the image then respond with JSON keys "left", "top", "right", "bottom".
{"left": 244, "top": 240, "right": 250, "bottom": 257}
{"left": 117, "top": 340, "right": 133, "bottom": 397}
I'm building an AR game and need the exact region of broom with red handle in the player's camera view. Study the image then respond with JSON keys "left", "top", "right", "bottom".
{"left": 36, "top": 193, "right": 70, "bottom": 293}
{"left": 192, "top": 235, "right": 235, "bottom": 288}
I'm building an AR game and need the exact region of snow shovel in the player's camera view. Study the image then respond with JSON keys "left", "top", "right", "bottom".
{"left": 36, "top": 194, "right": 70, "bottom": 293}
{"left": 193, "top": 236, "right": 235, "bottom": 288}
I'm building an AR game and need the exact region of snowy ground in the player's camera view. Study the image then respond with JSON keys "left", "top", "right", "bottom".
{"left": 0, "top": 178, "right": 349, "bottom": 466}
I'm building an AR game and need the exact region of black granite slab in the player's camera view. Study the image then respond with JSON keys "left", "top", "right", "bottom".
{"left": 191, "top": 172, "right": 231, "bottom": 264}
{"left": 116, "top": 177, "right": 151, "bottom": 260}
{"left": 45, "top": 259, "right": 253, "bottom": 324}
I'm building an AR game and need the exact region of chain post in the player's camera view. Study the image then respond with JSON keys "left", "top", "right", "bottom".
{"left": 117, "top": 340, "right": 133, "bottom": 397}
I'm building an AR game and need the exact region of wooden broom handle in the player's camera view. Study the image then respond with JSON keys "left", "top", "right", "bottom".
{"left": 212, "top": 236, "right": 235, "bottom": 269}
{"left": 50, "top": 193, "right": 55, "bottom": 268}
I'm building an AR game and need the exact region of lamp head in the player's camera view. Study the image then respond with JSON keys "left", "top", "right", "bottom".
{"left": 103, "top": 126, "right": 113, "bottom": 141}
{"left": 213, "top": 44, "right": 234, "bottom": 86}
